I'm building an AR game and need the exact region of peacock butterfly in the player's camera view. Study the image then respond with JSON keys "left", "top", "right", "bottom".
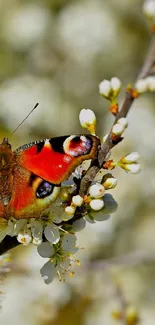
{"left": 0, "top": 135, "right": 100, "bottom": 221}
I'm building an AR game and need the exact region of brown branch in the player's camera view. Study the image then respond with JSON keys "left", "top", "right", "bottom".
{"left": 1, "top": 34, "right": 155, "bottom": 256}
{"left": 79, "top": 34, "right": 155, "bottom": 196}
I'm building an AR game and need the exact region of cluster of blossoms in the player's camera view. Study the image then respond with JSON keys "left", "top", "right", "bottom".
{"left": 0, "top": 77, "right": 141, "bottom": 284}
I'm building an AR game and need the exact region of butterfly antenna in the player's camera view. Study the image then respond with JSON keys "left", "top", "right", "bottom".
{"left": 11, "top": 103, "right": 39, "bottom": 135}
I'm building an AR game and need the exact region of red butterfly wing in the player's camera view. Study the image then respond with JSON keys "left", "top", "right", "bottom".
{"left": 15, "top": 135, "right": 100, "bottom": 184}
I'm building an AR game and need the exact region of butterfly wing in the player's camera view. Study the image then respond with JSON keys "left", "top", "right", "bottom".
{"left": 8, "top": 135, "right": 99, "bottom": 219}
{"left": 15, "top": 135, "right": 100, "bottom": 184}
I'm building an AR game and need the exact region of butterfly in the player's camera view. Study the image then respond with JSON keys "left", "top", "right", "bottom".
{"left": 0, "top": 135, "right": 100, "bottom": 221}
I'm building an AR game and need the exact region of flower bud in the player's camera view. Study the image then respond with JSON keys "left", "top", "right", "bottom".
{"left": 79, "top": 109, "right": 96, "bottom": 134}
{"left": 147, "top": 76, "right": 155, "bottom": 91}
{"left": 123, "top": 163, "right": 141, "bottom": 174}
{"left": 89, "top": 183, "right": 105, "bottom": 198}
{"left": 143, "top": 0, "right": 155, "bottom": 19}
{"left": 112, "top": 123, "right": 125, "bottom": 136}
{"left": 121, "top": 152, "right": 140, "bottom": 164}
{"left": 90, "top": 199, "right": 104, "bottom": 211}
{"left": 103, "top": 177, "right": 118, "bottom": 189}
{"left": 99, "top": 80, "right": 112, "bottom": 98}
{"left": 117, "top": 117, "right": 128, "bottom": 128}
{"left": 72, "top": 195, "right": 84, "bottom": 207}
{"left": 65, "top": 205, "right": 76, "bottom": 216}
{"left": 135, "top": 79, "right": 148, "bottom": 93}
{"left": 111, "top": 77, "right": 121, "bottom": 94}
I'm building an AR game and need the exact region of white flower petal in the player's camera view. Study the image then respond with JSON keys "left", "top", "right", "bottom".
{"left": 72, "top": 218, "right": 86, "bottom": 232}
{"left": 37, "top": 242, "right": 54, "bottom": 257}
{"left": 62, "top": 234, "right": 77, "bottom": 252}
{"left": 103, "top": 194, "right": 118, "bottom": 214}
{"left": 122, "top": 152, "right": 140, "bottom": 163}
{"left": 40, "top": 260, "right": 56, "bottom": 284}
{"left": 44, "top": 224, "right": 60, "bottom": 244}
{"left": 31, "top": 220, "right": 43, "bottom": 240}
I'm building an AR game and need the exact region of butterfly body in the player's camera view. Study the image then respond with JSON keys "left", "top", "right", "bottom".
{"left": 0, "top": 135, "right": 99, "bottom": 221}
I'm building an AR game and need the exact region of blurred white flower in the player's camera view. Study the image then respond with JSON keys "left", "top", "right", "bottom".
{"left": 143, "top": 0, "right": 155, "bottom": 19}
{"left": 147, "top": 76, "right": 155, "bottom": 91}
{"left": 89, "top": 183, "right": 105, "bottom": 198}
{"left": 135, "top": 79, "right": 148, "bottom": 93}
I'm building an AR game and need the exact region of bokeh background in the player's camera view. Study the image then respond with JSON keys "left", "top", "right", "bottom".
{"left": 1, "top": 0, "right": 155, "bottom": 324}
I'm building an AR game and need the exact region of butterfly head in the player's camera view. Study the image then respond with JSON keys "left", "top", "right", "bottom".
{"left": 1, "top": 138, "right": 12, "bottom": 149}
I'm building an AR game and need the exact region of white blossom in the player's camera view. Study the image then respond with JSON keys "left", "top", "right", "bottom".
{"left": 112, "top": 123, "right": 125, "bottom": 136}
{"left": 90, "top": 198, "right": 104, "bottom": 211}
{"left": 89, "top": 183, "right": 105, "bottom": 198}
{"left": 17, "top": 228, "right": 32, "bottom": 246}
{"left": 72, "top": 195, "right": 83, "bottom": 207}
{"left": 40, "top": 233, "right": 79, "bottom": 284}
{"left": 99, "top": 79, "right": 112, "bottom": 98}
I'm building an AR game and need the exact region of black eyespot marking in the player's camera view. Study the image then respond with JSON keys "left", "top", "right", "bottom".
{"left": 49, "top": 137, "right": 67, "bottom": 153}
{"left": 71, "top": 136, "right": 80, "bottom": 142}
{"left": 36, "top": 141, "right": 44, "bottom": 153}
{"left": 36, "top": 181, "right": 54, "bottom": 198}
